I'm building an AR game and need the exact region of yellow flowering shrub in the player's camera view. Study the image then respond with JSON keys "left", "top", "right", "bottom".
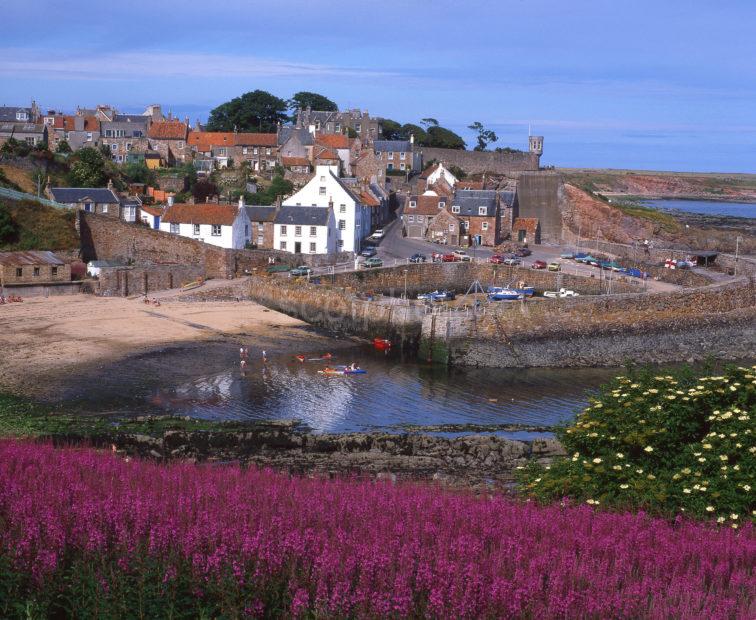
{"left": 520, "top": 365, "right": 755, "bottom": 522}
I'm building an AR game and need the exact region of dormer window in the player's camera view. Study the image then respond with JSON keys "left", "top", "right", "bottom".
{"left": 16, "top": 111, "right": 28, "bottom": 121}
{"left": 439, "top": 201, "right": 446, "bottom": 209}
{"left": 478, "top": 206, "right": 487, "bottom": 215}
{"left": 409, "top": 201, "right": 416, "bottom": 208}
{"left": 451, "top": 205, "right": 460, "bottom": 214}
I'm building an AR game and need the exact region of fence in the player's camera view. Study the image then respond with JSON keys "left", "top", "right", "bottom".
{"left": 0, "top": 186, "right": 68, "bottom": 210}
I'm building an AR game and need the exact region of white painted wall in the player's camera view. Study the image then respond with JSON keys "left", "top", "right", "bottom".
{"left": 273, "top": 219, "right": 334, "bottom": 255}
{"left": 426, "top": 162, "right": 458, "bottom": 187}
{"left": 282, "top": 165, "right": 366, "bottom": 253}
{"left": 159, "top": 208, "right": 251, "bottom": 249}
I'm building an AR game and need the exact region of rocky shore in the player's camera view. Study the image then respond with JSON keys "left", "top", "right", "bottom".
{"left": 52, "top": 421, "right": 566, "bottom": 488}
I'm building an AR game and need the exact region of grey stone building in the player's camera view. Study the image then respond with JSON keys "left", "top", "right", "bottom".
{"left": 100, "top": 114, "right": 151, "bottom": 163}
{"left": 295, "top": 108, "right": 382, "bottom": 141}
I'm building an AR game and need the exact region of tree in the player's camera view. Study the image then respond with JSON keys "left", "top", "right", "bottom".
{"left": 288, "top": 92, "right": 337, "bottom": 116}
{"left": 192, "top": 179, "right": 218, "bottom": 203}
{"left": 122, "top": 162, "right": 155, "bottom": 186}
{"left": 0, "top": 203, "right": 18, "bottom": 245}
{"left": 468, "top": 121, "right": 498, "bottom": 151}
{"left": 420, "top": 118, "right": 439, "bottom": 128}
{"left": 68, "top": 147, "right": 108, "bottom": 187}
{"left": 426, "top": 125, "right": 466, "bottom": 149}
{"left": 56, "top": 140, "right": 72, "bottom": 154}
{"left": 380, "top": 119, "right": 403, "bottom": 140}
{"left": 399, "top": 124, "right": 428, "bottom": 144}
{"left": 206, "top": 90, "right": 288, "bottom": 133}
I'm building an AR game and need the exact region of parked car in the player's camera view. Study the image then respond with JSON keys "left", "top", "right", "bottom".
{"left": 408, "top": 253, "right": 427, "bottom": 263}
{"left": 453, "top": 250, "right": 472, "bottom": 262}
{"left": 361, "top": 257, "right": 383, "bottom": 269}
{"left": 442, "top": 253, "right": 460, "bottom": 262}
{"left": 503, "top": 257, "right": 522, "bottom": 266}
{"left": 417, "top": 289, "right": 456, "bottom": 302}
{"left": 360, "top": 246, "right": 377, "bottom": 257}
{"left": 544, "top": 288, "right": 579, "bottom": 298}
{"left": 290, "top": 266, "right": 313, "bottom": 277}
{"left": 515, "top": 248, "right": 532, "bottom": 257}
{"left": 368, "top": 228, "right": 386, "bottom": 241}
{"left": 560, "top": 252, "right": 575, "bottom": 259}
{"left": 547, "top": 262, "right": 562, "bottom": 272}
{"left": 531, "top": 260, "right": 547, "bottom": 269}
{"left": 489, "top": 254, "right": 506, "bottom": 264}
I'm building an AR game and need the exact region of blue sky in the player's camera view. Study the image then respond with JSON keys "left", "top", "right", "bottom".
{"left": 2, "top": 0, "right": 754, "bottom": 172}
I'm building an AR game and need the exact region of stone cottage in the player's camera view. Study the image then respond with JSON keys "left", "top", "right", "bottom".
{"left": 0, "top": 251, "right": 70, "bottom": 284}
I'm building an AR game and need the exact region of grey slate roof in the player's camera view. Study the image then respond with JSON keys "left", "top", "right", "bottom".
{"left": 0, "top": 107, "right": 32, "bottom": 122}
{"left": 0, "top": 250, "right": 64, "bottom": 266}
{"left": 274, "top": 206, "right": 330, "bottom": 226}
{"left": 498, "top": 190, "right": 516, "bottom": 208}
{"left": 451, "top": 189, "right": 498, "bottom": 217}
{"left": 49, "top": 187, "right": 120, "bottom": 204}
{"left": 114, "top": 114, "right": 149, "bottom": 123}
{"left": 373, "top": 140, "right": 411, "bottom": 153}
{"left": 278, "top": 126, "right": 314, "bottom": 146}
{"left": 0, "top": 123, "right": 45, "bottom": 134}
{"left": 244, "top": 205, "right": 277, "bottom": 223}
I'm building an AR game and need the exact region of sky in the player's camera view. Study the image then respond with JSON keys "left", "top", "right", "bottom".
{"left": 1, "top": 0, "right": 754, "bottom": 172}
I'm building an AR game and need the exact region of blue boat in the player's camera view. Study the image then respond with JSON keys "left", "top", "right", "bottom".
{"left": 487, "top": 287, "right": 523, "bottom": 301}
{"left": 513, "top": 286, "right": 535, "bottom": 297}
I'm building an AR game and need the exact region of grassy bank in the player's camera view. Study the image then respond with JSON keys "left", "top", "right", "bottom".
{"left": 0, "top": 198, "right": 79, "bottom": 251}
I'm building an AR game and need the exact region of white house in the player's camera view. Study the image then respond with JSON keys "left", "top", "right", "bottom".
{"left": 424, "top": 162, "right": 458, "bottom": 188}
{"left": 282, "top": 165, "right": 370, "bottom": 253}
{"left": 273, "top": 206, "right": 335, "bottom": 255}
{"left": 160, "top": 198, "right": 252, "bottom": 249}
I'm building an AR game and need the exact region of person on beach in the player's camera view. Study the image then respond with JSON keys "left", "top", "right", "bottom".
{"left": 240, "top": 359, "right": 247, "bottom": 372}
{"left": 262, "top": 350, "right": 267, "bottom": 363}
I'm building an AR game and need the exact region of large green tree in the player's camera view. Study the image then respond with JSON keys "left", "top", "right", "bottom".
{"left": 206, "top": 90, "right": 289, "bottom": 133}
{"left": 381, "top": 119, "right": 403, "bottom": 140}
{"left": 468, "top": 121, "right": 498, "bottom": 151}
{"left": 426, "top": 125, "right": 466, "bottom": 149}
{"left": 68, "top": 147, "right": 109, "bottom": 187}
{"left": 288, "top": 92, "right": 337, "bottom": 115}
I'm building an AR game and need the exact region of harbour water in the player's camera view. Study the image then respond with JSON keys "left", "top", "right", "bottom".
{"left": 62, "top": 342, "right": 619, "bottom": 437}
{"left": 641, "top": 199, "right": 756, "bottom": 219}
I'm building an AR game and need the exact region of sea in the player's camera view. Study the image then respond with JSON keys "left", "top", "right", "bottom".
{"left": 641, "top": 199, "right": 756, "bottom": 219}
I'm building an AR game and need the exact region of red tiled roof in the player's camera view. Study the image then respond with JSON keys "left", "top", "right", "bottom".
{"left": 148, "top": 120, "right": 188, "bottom": 140}
{"left": 458, "top": 180, "right": 484, "bottom": 190}
{"left": 162, "top": 203, "right": 238, "bottom": 226}
{"left": 313, "top": 145, "right": 340, "bottom": 160}
{"left": 234, "top": 133, "right": 277, "bottom": 146}
{"left": 282, "top": 156, "right": 310, "bottom": 167}
{"left": 140, "top": 205, "right": 164, "bottom": 217}
{"left": 315, "top": 133, "right": 350, "bottom": 149}
{"left": 359, "top": 191, "right": 380, "bottom": 207}
{"left": 187, "top": 131, "right": 235, "bottom": 151}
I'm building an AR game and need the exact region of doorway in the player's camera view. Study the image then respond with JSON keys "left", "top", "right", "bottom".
{"left": 294, "top": 242, "right": 301, "bottom": 254}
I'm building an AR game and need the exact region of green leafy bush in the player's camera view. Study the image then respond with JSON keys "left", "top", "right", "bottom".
{"left": 519, "top": 365, "right": 755, "bottom": 525}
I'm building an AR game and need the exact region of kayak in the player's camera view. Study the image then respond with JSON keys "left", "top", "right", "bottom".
{"left": 318, "top": 367, "right": 367, "bottom": 376}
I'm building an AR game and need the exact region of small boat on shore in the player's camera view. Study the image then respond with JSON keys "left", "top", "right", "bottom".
{"left": 373, "top": 338, "right": 392, "bottom": 351}
{"left": 318, "top": 365, "right": 367, "bottom": 376}
{"left": 487, "top": 287, "right": 523, "bottom": 301}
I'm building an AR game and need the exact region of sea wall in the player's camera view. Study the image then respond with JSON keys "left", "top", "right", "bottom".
{"left": 421, "top": 279, "right": 756, "bottom": 366}
{"left": 417, "top": 147, "right": 540, "bottom": 175}
{"left": 97, "top": 265, "right": 205, "bottom": 297}
{"left": 246, "top": 276, "right": 426, "bottom": 347}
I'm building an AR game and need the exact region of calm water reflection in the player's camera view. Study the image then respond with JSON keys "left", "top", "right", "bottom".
{"left": 65, "top": 344, "right": 618, "bottom": 436}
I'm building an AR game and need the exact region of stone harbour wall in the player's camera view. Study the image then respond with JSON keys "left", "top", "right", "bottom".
{"left": 421, "top": 279, "right": 756, "bottom": 366}
{"left": 97, "top": 265, "right": 205, "bottom": 297}
{"left": 418, "top": 147, "right": 540, "bottom": 176}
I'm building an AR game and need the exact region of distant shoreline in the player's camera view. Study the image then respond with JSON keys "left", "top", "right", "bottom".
{"left": 602, "top": 193, "right": 756, "bottom": 204}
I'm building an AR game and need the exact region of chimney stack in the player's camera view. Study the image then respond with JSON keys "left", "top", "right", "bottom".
{"left": 238, "top": 195, "right": 245, "bottom": 211}
{"left": 167, "top": 194, "right": 174, "bottom": 207}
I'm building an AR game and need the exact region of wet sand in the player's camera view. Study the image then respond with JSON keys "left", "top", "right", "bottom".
{"left": 0, "top": 295, "right": 346, "bottom": 398}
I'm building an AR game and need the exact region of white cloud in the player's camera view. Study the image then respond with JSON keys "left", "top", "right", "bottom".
{"left": 0, "top": 48, "right": 398, "bottom": 81}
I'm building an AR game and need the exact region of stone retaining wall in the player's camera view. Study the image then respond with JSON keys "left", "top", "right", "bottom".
{"left": 421, "top": 279, "right": 756, "bottom": 366}
{"left": 418, "top": 147, "right": 540, "bottom": 175}
{"left": 97, "top": 265, "right": 205, "bottom": 297}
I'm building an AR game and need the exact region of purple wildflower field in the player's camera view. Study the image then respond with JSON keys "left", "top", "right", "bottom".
{"left": 0, "top": 440, "right": 753, "bottom": 618}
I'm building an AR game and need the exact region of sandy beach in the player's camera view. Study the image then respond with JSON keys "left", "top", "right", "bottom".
{"left": 0, "top": 295, "right": 339, "bottom": 397}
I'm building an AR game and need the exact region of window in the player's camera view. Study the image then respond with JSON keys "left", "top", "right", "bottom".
{"left": 133, "top": 131, "right": 142, "bottom": 137}
{"left": 337, "top": 239, "right": 344, "bottom": 249}
{"left": 387, "top": 152, "right": 393, "bottom": 159}
{"left": 339, "top": 204, "right": 346, "bottom": 213}
{"left": 355, "top": 123, "right": 361, "bottom": 133}
{"left": 100, "top": 204, "right": 108, "bottom": 214}
{"left": 309, "top": 242, "right": 316, "bottom": 253}
{"left": 338, "top": 220, "right": 346, "bottom": 230}
{"left": 126, "top": 143, "right": 132, "bottom": 151}
{"left": 400, "top": 163, "right": 406, "bottom": 171}
{"left": 326, "top": 123, "right": 332, "bottom": 131}
{"left": 178, "top": 141, "right": 183, "bottom": 148}
{"left": 15, "top": 268, "right": 22, "bottom": 277}
{"left": 387, "top": 163, "right": 394, "bottom": 171}
{"left": 409, "top": 201, "right": 416, "bottom": 208}
{"left": 84, "top": 202, "right": 93, "bottom": 212}
{"left": 315, "top": 121, "right": 321, "bottom": 130}
{"left": 376, "top": 152, "right": 382, "bottom": 160}
{"left": 258, "top": 222, "right": 264, "bottom": 230}
{"left": 449, "top": 224, "right": 455, "bottom": 232}
{"left": 281, "top": 225, "right": 287, "bottom": 235}
{"left": 335, "top": 123, "right": 340, "bottom": 132}
{"left": 257, "top": 235, "right": 264, "bottom": 245}
{"left": 266, "top": 148, "right": 271, "bottom": 155}
{"left": 462, "top": 220, "right": 469, "bottom": 231}
{"left": 52, "top": 266, "right": 58, "bottom": 276}
{"left": 111, "top": 143, "right": 118, "bottom": 151}
{"left": 319, "top": 186, "right": 326, "bottom": 196}
{"left": 417, "top": 215, "right": 424, "bottom": 222}
{"left": 244, "top": 224, "right": 249, "bottom": 236}
{"left": 439, "top": 201, "right": 446, "bottom": 209}
{"left": 253, "top": 147, "right": 259, "bottom": 155}
{"left": 407, "top": 215, "right": 415, "bottom": 223}
{"left": 242, "top": 147, "right": 248, "bottom": 154}
{"left": 170, "top": 223, "right": 179, "bottom": 233}
{"left": 86, "top": 132, "right": 92, "bottom": 141}
{"left": 309, "top": 226, "right": 317, "bottom": 236}
{"left": 478, "top": 206, "right": 487, "bottom": 216}
{"left": 295, "top": 226, "right": 302, "bottom": 236}
{"left": 33, "top": 267, "right": 40, "bottom": 277}
{"left": 400, "top": 152, "right": 406, "bottom": 160}
{"left": 320, "top": 176, "right": 325, "bottom": 181}
{"left": 451, "top": 205, "right": 460, "bottom": 214}
{"left": 280, "top": 241, "right": 287, "bottom": 250}
{"left": 211, "top": 224, "right": 222, "bottom": 236}
{"left": 218, "top": 148, "right": 226, "bottom": 156}
{"left": 193, "top": 224, "right": 200, "bottom": 235}
{"left": 16, "top": 111, "right": 28, "bottom": 121}
{"left": 482, "top": 222, "right": 489, "bottom": 231}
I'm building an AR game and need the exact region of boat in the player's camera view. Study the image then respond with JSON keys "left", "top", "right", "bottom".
{"left": 513, "top": 285, "right": 535, "bottom": 297}
{"left": 318, "top": 365, "right": 367, "bottom": 376}
{"left": 307, "top": 353, "right": 334, "bottom": 361}
{"left": 487, "top": 287, "right": 523, "bottom": 301}
{"left": 181, "top": 278, "right": 204, "bottom": 291}
{"left": 295, "top": 355, "right": 305, "bottom": 363}
{"left": 373, "top": 338, "right": 392, "bottom": 351}
{"left": 544, "top": 288, "right": 579, "bottom": 298}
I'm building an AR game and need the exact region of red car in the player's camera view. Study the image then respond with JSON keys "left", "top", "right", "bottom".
{"left": 442, "top": 253, "right": 460, "bottom": 262}
{"left": 489, "top": 254, "right": 506, "bottom": 264}
{"left": 531, "top": 260, "right": 547, "bottom": 269}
